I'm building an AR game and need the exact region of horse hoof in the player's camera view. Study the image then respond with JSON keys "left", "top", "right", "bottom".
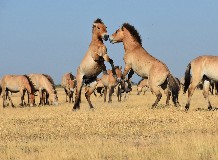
{"left": 208, "top": 106, "right": 212, "bottom": 111}
{"left": 90, "top": 107, "right": 95, "bottom": 111}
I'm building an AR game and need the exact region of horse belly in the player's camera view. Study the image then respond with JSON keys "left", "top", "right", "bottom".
{"left": 82, "top": 65, "right": 102, "bottom": 77}
{"left": 132, "top": 65, "right": 149, "bottom": 78}
{"left": 205, "top": 67, "right": 218, "bottom": 81}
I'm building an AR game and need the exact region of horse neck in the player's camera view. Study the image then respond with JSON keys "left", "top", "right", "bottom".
{"left": 123, "top": 32, "right": 141, "bottom": 52}
{"left": 25, "top": 82, "right": 33, "bottom": 94}
{"left": 92, "top": 34, "right": 103, "bottom": 43}
{"left": 43, "top": 78, "right": 55, "bottom": 94}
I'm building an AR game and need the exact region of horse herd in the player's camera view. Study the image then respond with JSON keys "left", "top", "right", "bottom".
{"left": 1, "top": 18, "right": 218, "bottom": 112}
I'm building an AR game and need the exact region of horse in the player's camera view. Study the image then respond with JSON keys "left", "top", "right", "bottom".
{"left": 93, "top": 78, "right": 105, "bottom": 97}
{"left": 100, "top": 66, "right": 122, "bottom": 103}
{"left": 61, "top": 73, "right": 76, "bottom": 103}
{"left": 184, "top": 55, "right": 218, "bottom": 110}
{"left": 73, "top": 18, "right": 117, "bottom": 110}
{"left": 109, "top": 23, "right": 180, "bottom": 108}
{"left": 28, "top": 74, "right": 58, "bottom": 106}
{"left": 1, "top": 75, "right": 35, "bottom": 108}
{"left": 115, "top": 80, "right": 132, "bottom": 102}
{"left": 137, "top": 78, "right": 149, "bottom": 95}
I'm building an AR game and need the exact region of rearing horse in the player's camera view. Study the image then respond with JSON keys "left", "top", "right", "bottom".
{"left": 73, "top": 18, "right": 116, "bottom": 110}
{"left": 110, "top": 23, "right": 180, "bottom": 108}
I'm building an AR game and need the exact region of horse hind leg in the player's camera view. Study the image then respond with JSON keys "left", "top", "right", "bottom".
{"left": 150, "top": 85, "right": 162, "bottom": 108}
{"left": 185, "top": 80, "right": 199, "bottom": 111}
{"left": 7, "top": 92, "right": 15, "bottom": 108}
{"left": 203, "top": 80, "right": 212, "bottom": 110}
{"left": 85, "top": 81, "right": 97, "bottom": 109}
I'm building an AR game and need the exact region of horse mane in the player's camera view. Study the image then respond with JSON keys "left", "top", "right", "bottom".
{"left": 42, "top": 74, "right": 56, "bottom": 92}
{"left": 23, "top": 74, "right": 35, "bottom": 93}
{"left": 122, "top": 23, "right": 142, "bottom": 46}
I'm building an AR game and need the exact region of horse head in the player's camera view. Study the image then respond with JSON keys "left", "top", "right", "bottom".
{"left": 92, "top": 18, "right": 109, "bottom": 41}
{"left": 49, "top": 91, "right": 58, "bottom": 106}
{"left": 109, "top": 27, "right": 124, "bottom": 44}
{"left": 114, "top": 66, "right": 123, "bottom": 83}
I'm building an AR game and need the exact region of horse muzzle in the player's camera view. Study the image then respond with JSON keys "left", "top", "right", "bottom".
{"left": 109, "top": 36, "right": 114, "bottom": 43}
{"left": 116, "top": 78, "right": 122, "bottom": 83}
{"left": 103, "top": 34, "right": 109, "bottom": 41}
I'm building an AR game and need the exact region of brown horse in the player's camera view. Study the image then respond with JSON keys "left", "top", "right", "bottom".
{"left": 137, "top": 78, "right": 149, "bottom": 95}
{"left": 184, "top": 55, "right": 218, "bottom": 110}
{"left": 73, "top": 18, "right": 116, "bottom": 110}
{"left": 61, "top": 73, "right": 76, "bottom": 103}
{"left": 94, "top": 78, "right": 105, "bottom": 97}
{"left": 115, "top": 80, "right": 132, "bottom": 102}
{"left": 109, "top": 23, "right": 180, "bottom": 108}
{"left": 100, "top": 66, "right": 122, "bottom": 103}
{"left": 28, "top": 74, "right": 58, "bottom": 106}
{"left": 1, "top": 75, "right": 35, "bottom": 107}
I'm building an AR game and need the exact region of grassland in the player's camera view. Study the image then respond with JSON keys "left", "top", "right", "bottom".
{"left": 0, "top": 86, "right": 217, "bottom": 160}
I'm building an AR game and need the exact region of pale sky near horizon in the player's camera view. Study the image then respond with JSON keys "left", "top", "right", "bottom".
{"left": 0, "top": 0, "right": 218, "bottom": 84}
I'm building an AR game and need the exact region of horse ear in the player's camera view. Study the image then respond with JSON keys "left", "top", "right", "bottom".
{"left": 93, "top": 23, "right": 97, "bottom": 27}
{"left": 121, "top": 26, "right": 124, "bottom": 31}
{"left": 119, "top": 66, "right": 122, "bottom": 69}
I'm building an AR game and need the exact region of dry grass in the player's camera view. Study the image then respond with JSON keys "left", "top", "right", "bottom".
{"left": 0, "top": 86, "right": 217, "bottom": 160}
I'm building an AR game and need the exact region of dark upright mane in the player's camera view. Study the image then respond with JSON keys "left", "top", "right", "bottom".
{"left": 94, "top": 18, "right": 103, "bottom": 24}
{"left": 122, "top": 23, "right": 142, "bottom": 46}
{"left": 23, "top": 74, "right": 35, "bottom": 94}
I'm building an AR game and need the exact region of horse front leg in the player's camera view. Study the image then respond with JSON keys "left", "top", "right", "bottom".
{"left": 108, "top": 86, "right": 114, "bottom": 103}
{"left": 2, "top": 91, "right": 7, "bottom": 108}
{"left": 103, "top": 87, "right": 107, "bottom": 102}
{"left": 18, "top": 89, "right": 24, "bottom": 107}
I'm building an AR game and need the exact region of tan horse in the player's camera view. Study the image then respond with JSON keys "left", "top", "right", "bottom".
{"left": 1, "top": 75, "right": 35, "bottom": 107}
{"left": 184, "top": 55, "right": 218, "bottom": 110}
{"left": 110, "top": 23, "right": 180, "bottom": 108}
{"left": 137, "top": 78, "right": 149, "bottom": 95}
{"left": 100, "top": 66, "right": 122, "bottom": 103}
{"left": 28, "top": 74, "right": 58, "bottom": 106}
{"left": 73, "top": 18, "right": 116, "bottom": 110}
{"left": 61, "top": 72, "right": 76, "bottom": 103}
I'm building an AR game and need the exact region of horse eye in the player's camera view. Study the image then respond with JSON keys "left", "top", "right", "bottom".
{"left": 97, "top": 27, "right": 100, "bottom": 29}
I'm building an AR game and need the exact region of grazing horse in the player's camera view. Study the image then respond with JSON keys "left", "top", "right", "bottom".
{"left": 184, "top": 55, "right": 218, "bottom": 110}
{"left": 73, "top": 18, "right": 116, "bottom": 110}
{"left": 28, "top": 74, "right": 58, "bottom": 106}
{"left": 100, "top": 66, "right": 122, "bottom": 103}
{"left": 61, "top": 73, "right": 76, "bottom": 103}
{"left": 109, "top": 23, "right": 180, "bottom": 108}
{"left": 137, "top": 78, "right": 149, "bottom": 95}
{"left": 1, "top": 75, "right": 35, "bottom": 107}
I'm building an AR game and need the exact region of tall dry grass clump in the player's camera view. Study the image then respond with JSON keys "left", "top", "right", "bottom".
{"left": 0, "top": 86, "right": 217, "bottom": 160}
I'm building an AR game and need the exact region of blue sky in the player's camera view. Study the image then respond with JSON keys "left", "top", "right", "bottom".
{"left": 0, "top": 0, "right": 218, "bottom": 84}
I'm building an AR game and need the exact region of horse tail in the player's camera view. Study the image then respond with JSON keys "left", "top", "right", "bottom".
{"left": 184, "top": 63, "right": 191, "bottom": 93}
{"left": 168, "top": 73, "right": 180, "bottom": 105}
